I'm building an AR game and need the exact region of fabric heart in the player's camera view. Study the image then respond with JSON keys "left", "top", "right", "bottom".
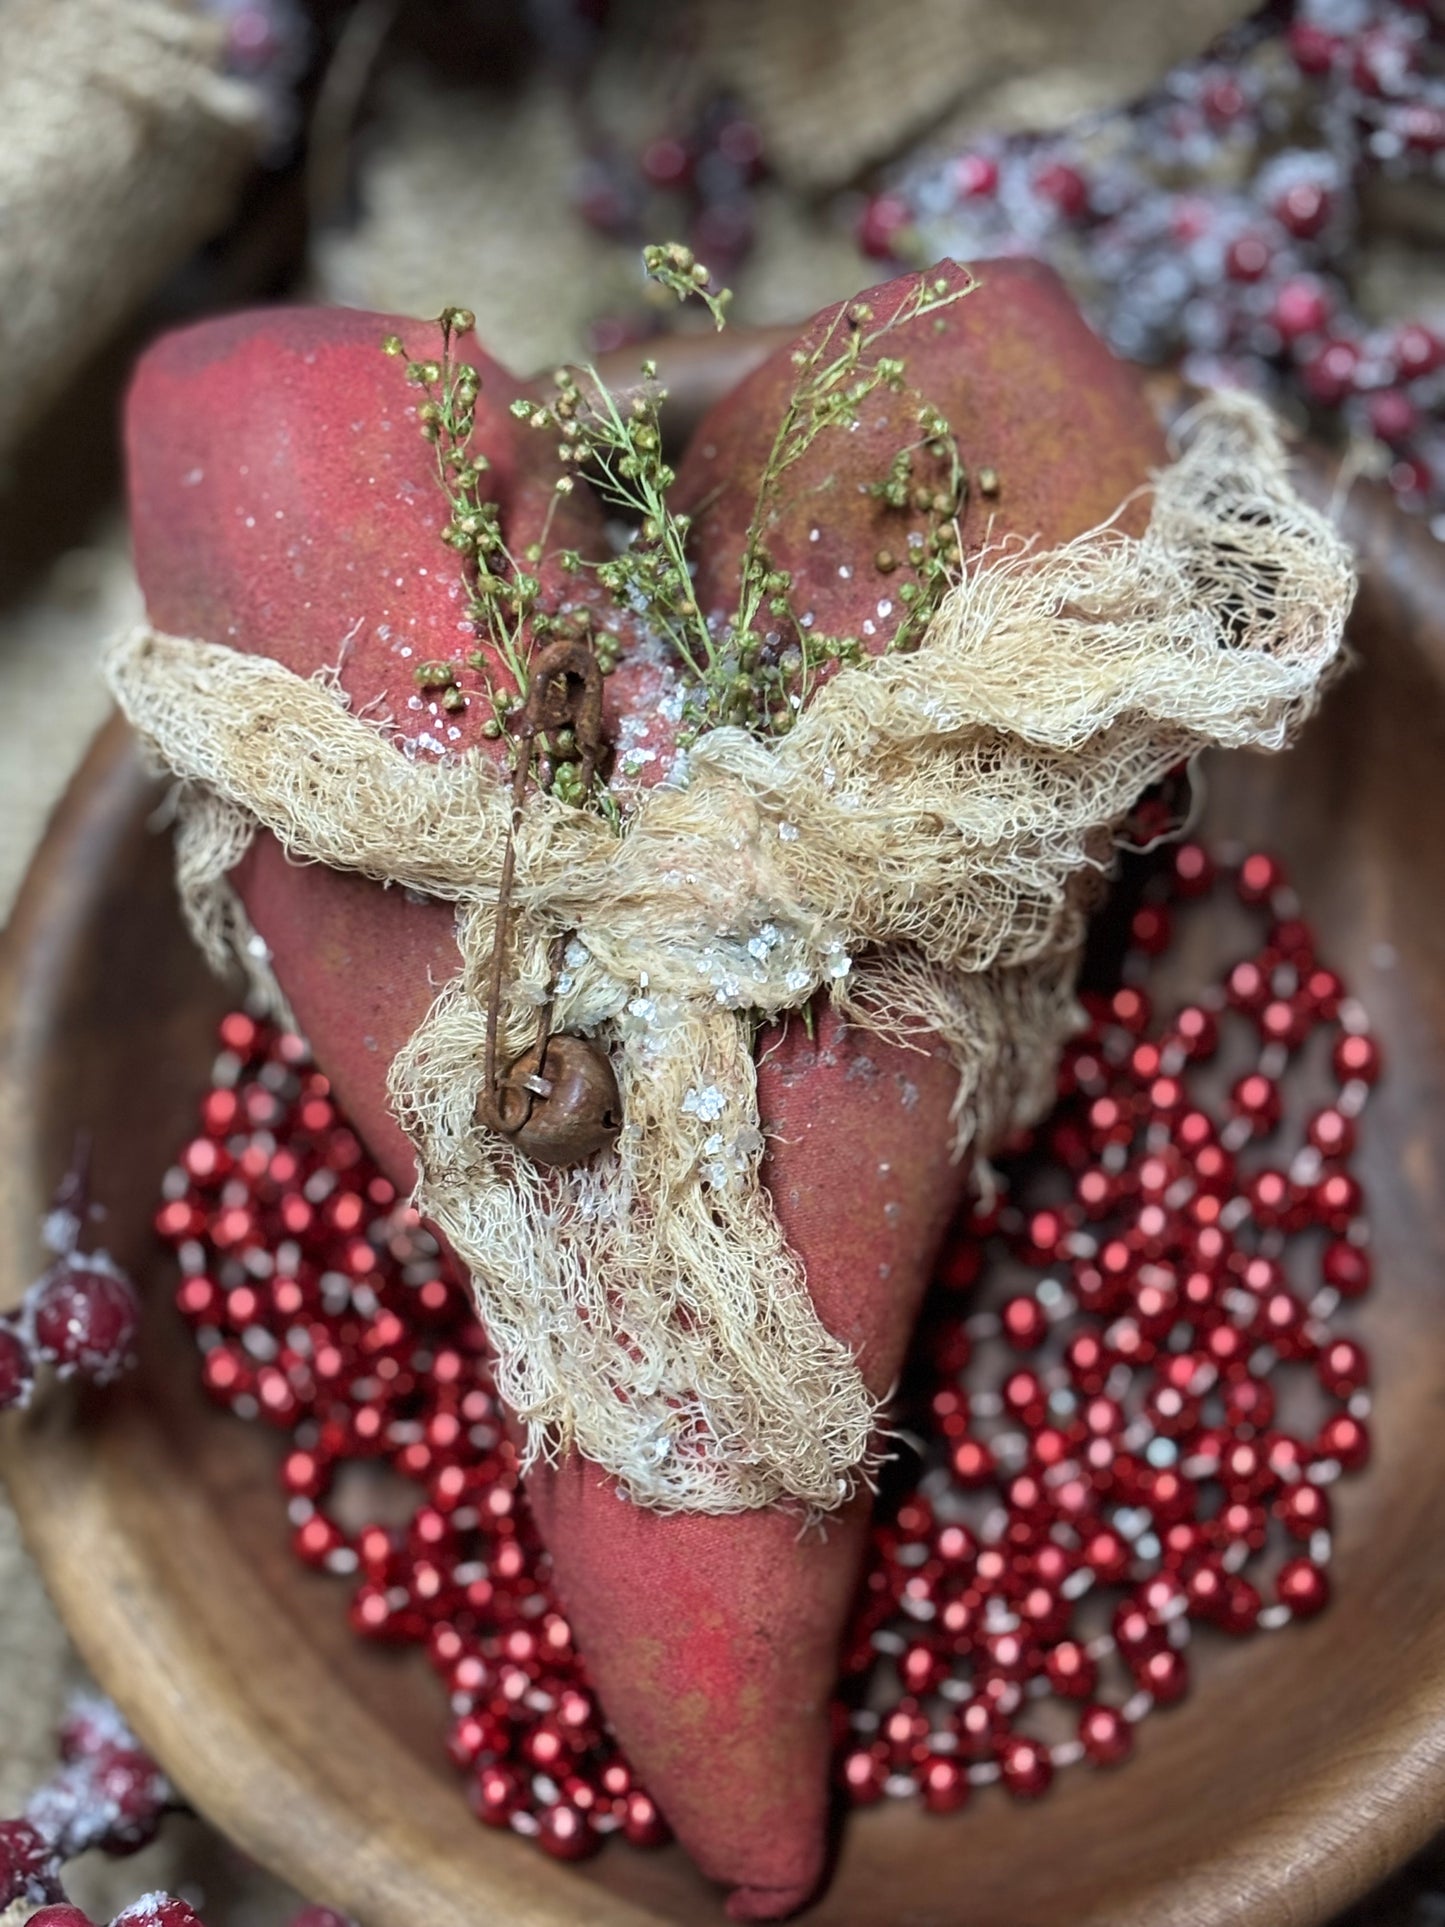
{"left": 113, "top": 259, "right": 1347, "bottom": 1916}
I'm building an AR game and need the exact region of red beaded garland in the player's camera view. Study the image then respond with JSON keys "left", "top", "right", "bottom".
{"left": 1276, "top": 1558, "right": 1332, "bottom": 1618}
{"left": 1079, "top": 1704, "right": 1134, "bottom": 1767}
{"left": 536, "top": 1799, "right": 597, "bottom": 1862}
{"left": 154, "top": 843, "right": 1375, "bottom": 1851}
{"left": 999, "top": 1735, "right": 1054, "bottom": 1799}
{"left": 920, "top": 1755, "right": 970, "bottom": 1814}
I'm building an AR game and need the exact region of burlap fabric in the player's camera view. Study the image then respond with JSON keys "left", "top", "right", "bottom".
{"left": 0, "top": 0, "right": 262, "bottom": 465}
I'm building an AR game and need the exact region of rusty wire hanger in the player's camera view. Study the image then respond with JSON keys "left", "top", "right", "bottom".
{"left": 478, "top": 638, "right": 620, "bottom": 1166}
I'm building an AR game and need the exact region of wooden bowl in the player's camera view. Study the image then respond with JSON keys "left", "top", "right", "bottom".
{"left": 4, "top": 455, "right": 1445, "bottom": 1927}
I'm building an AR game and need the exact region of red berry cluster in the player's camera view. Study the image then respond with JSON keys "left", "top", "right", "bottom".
{"left": 0, "top": 1175, "right": 141, "bottom": 1414}
{"left": 0, "top": 1695, "right": 356, "bottom": 1927}
{"left": 0, "top": 1696, "right": 173, "bottom": 1918}
{"left": 154, "top": 839, "right": 1374, "bottom": 1859}
{"left": 867, "top": 0, "right": 1445, "bottom": 529}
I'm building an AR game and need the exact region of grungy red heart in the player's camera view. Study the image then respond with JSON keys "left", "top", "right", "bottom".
{"left": 125, "top": 261, "right": 1164, "bottom": 1917}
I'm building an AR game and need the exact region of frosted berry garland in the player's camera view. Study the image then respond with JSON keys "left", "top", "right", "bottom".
{"left": 26, "top": 1913, "right": 350, "bottom": 1927}
{"left": 861, "top": 0, "right": 1445, "bottom": 535}
{"left": 23, "top": 1907, "right": 353, "bottom": 1927}
{"left": 562, "top": 2, "right": 1445, "bottom": 524}
{"left": 154, "top": 838, "right": 1378, "bottom": 1863}
{"left": 0, "top": 1166, "right": 141, "bottom": 1414}
{"left": 0, "top": 1693, "right": 356, "bottom": 1927}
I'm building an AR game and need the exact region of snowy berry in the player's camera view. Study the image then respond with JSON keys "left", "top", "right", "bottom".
{"left": 0, "top": 1816, "right": 61, "bottom": 1907}
{"left": 27, "top": 1257, "right": 140, "bottom": 1383}
{"left": 0, "top": 1323, "right": 34, "bottom": 1409}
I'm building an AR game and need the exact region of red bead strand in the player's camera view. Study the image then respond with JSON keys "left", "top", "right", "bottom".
{"left": 156, "top": 843, "right": 1375, "bottom": 1851}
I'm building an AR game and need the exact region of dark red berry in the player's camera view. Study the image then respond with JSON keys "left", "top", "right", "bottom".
{"left": 1272, "top": 279, "right": 1331, "bottom": 343}
{"left": 0, "top": 1817, "right": 61, "bottom": 1907}
{"left": 536, "top": 1799, "right": 598, "bottom": 1861}
{"left": 111, "top": 1901, "right": 205, "bottom": 1927}
{"left": 621, "top": 1789, "right": 671, "bottom": 1847}
{"left": 1033, "top": 161, "right": 1089, "bottom": 219}
{"left": 857, "top": 194, "right": 911, "bottom": 259}
{"left": 28, "top": 1259, "right": 140, "bottom": 1382}
{"left": 92, "top": 1746, "right": 171, "bottom": 1850}
{"left": 0, "top": 1323, "right": 34, "bottom": 1409}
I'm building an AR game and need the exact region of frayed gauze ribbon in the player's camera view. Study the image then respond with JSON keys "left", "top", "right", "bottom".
{"left": 106, "top": 396, "right": 1352, "bottom": 1514}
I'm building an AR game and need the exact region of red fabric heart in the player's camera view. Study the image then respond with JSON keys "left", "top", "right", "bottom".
{"left": 125, "top": 260, "right": 1164, "bottom": 1916}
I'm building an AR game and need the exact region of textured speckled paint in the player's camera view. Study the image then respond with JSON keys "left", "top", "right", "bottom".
{"left": 125, "top": 265, "right": 1166, "bottom": 1917}
{"left": 529, "top": 1007, "right": 964, "bottom": 1917}
{"left": 676, "top": 257, "right": 1162, "bottom": 646}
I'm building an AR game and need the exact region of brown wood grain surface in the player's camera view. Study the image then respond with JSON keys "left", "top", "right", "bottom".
{"left": 2, "top": 410, "right": 1444, "bottom": 1924}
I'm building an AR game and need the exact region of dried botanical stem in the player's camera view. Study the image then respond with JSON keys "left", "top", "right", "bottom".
{"left": 388, "top": 253, "right": 981, "bottom": 759}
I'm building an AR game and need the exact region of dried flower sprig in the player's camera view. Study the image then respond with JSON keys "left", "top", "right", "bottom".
{"left": 525, "top": 362, "right": 714, "bottom": 686}
{"left": 386, "top": 310, "right": 622, "bottom": 814}
{"left": 386, "top": 256, "right": 982, "bottom": 774}
{"left": 642, "top": 240, "right": 733, "bottom": 331}
{"left": 697, "top": 271, "right": 976, "bottom": 738}
{"left": 386, "top": 307, "right": 555, "bottom": 714}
